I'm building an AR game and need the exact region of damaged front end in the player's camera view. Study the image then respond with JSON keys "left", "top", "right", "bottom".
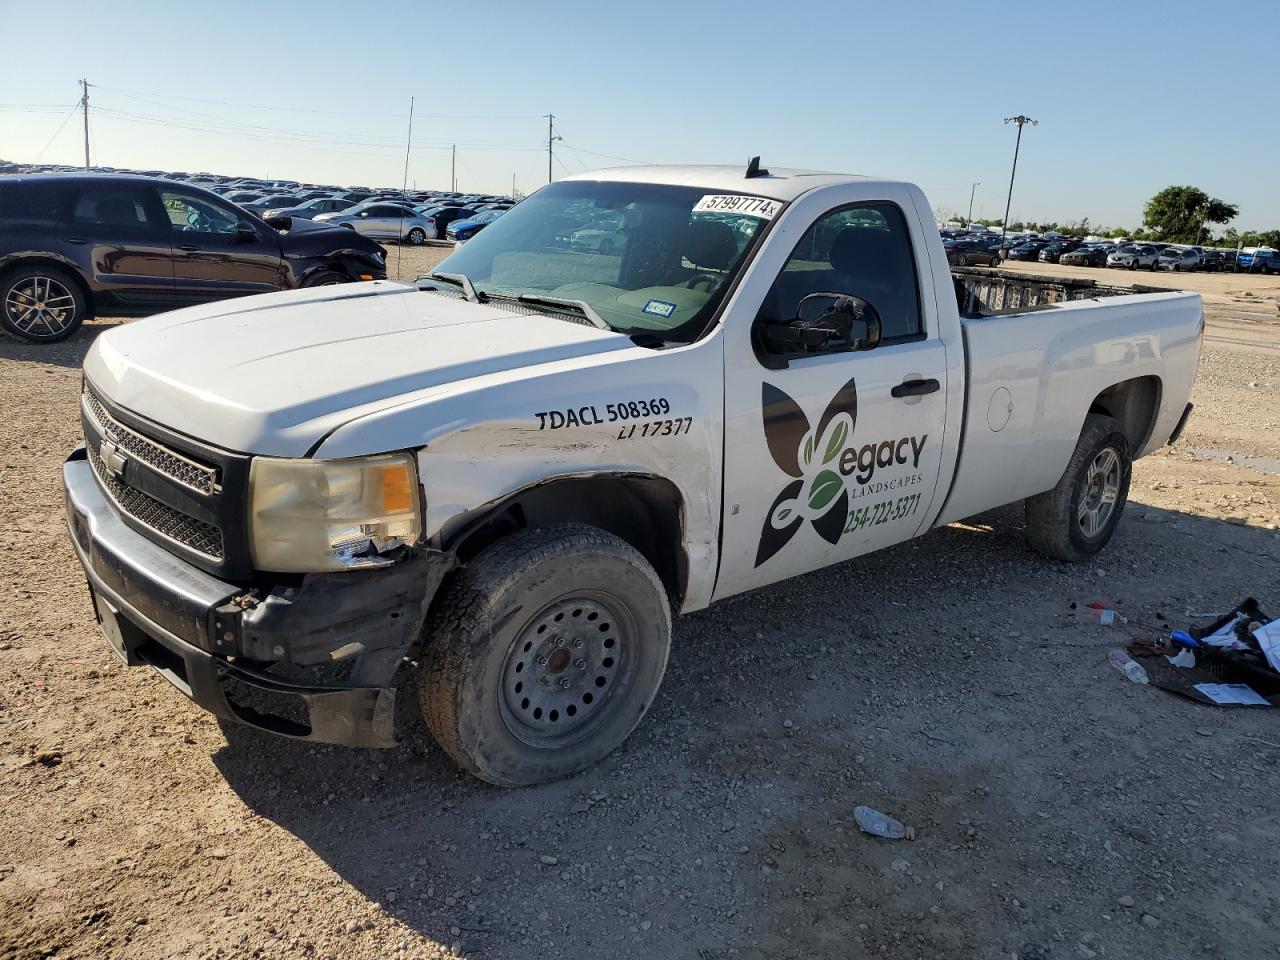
{"left": 64, "top": 446, "right": 453, "bottom": 748}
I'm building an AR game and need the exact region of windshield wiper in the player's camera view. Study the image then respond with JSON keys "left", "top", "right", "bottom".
{"left": 425, "top": 271, "right": 486, "bottom": 304}
{"left": 514, "top": 293, "right": 610, "bottom": 330}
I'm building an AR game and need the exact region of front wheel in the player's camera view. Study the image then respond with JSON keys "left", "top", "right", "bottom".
{"left": 418, "top": 524, "right": 672, "bottom": 786}
{"left": 1025, "top": 414, "right": 1132, "bottom": 562}
{"left": 301, "top": 269, "right": 349, "bottom": 287}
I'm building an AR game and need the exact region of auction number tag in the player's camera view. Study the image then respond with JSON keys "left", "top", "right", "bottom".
{"left": 692, "top": 195, "right": 782, "bottom": 219}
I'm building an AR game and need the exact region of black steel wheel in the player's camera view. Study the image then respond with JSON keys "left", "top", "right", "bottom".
{"left": 419, "top": 524, "right": 671, "bottom": 786}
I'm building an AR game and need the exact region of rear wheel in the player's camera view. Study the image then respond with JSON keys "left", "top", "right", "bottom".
{"left": 418, "top": 524, "right": 672, "bottom": 786}
{"left": 0, "top": 264, "right": 88, "bottom": 343}
{"left": 1025, "top": 414, "right": 1131, "bottom": 562}
{"left": 406, "top": 227, "right": 426, "bottom": 245}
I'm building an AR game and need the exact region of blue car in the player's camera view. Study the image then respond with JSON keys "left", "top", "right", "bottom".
{"left": 446, "top": 208, "right": 506, "bottom": 243}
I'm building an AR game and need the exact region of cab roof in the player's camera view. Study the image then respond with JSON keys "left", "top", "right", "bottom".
{"left": 560, "top": 164, "right": 889, "bottom": 203}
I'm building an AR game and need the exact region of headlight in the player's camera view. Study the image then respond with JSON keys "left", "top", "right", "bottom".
{"left": 248, "top": 453, "right": 422, "bottom": 572}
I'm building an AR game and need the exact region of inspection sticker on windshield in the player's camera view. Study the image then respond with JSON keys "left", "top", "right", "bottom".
{"left": 693, "top": 194, "right": 782, "bottom": 219}
{"left": 642, "top": 299, "right": 678, "bottom": 319}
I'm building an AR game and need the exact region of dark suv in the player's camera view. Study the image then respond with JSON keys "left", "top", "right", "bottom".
{"left": 0, "top": 175, "right": 388, "bottom": 343}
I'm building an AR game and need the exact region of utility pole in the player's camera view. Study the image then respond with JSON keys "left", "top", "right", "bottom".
{"left": 80, "top": 79, "right": 90, "bottom": 170}
{"left": 1000, "top": 115, "right": 1037, "bottom": 250}
{"left": 967, "top": 181, "right": 980, "bottom": 224}
{"left": 512, "top": 172, "right": 516, "bottom": 198}
{"left": 544, "top": 113, "right": 561, "bottom": 184}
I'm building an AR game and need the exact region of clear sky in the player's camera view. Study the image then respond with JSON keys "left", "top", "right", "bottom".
{"left": 2, "top": 0, "right": 1276, "bottom": 230}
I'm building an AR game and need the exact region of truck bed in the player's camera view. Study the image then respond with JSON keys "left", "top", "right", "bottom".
{"left": 934, "top": 279, "right": 1203, "bottom": 527}
{"left": 951, "top": 267, "right": 1173, "bottom": 318}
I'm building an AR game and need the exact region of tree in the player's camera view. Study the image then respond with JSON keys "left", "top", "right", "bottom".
{"left": 1142, "top": 186, "right": 1237, "bottom": 243}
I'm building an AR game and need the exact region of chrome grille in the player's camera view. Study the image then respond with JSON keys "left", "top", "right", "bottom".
{"left": 82, "top": 389, "right": 220, "bottom": 495}
{"left": 88, "top": 445, "right": 225, "bottom": 559}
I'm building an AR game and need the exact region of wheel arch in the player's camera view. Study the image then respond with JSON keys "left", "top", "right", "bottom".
{"left": 0, "top": 255, "right": 95, "bottom": 311}
{"left": 439, "top": 472, "right": 689, "bottom": 608}
{"left": 1087, "top": 375, "right": 1162, "bottom": 454}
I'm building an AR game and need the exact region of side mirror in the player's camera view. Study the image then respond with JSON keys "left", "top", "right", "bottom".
{"left": 236, "top": 220, "right": 259, "bottom": 241}
{"left": 762, "top": 293, "right": 883, "bottom": 357}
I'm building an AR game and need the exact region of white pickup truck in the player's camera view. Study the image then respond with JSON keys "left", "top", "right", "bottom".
{"left": 64, "top": 163, "right": 1202, "bottom": 785}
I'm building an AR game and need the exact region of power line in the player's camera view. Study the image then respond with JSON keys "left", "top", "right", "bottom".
{"left": 84, "top": 105, "right": 543, "bottom": 155}
{"left": 556, "top": 141, "right": 652, "bottom": 165}
{"left": 93, "top": 83, "right": 536, "bottom": 120}
{"left": 32, "top": 103, "right": 80, "bottom": 162}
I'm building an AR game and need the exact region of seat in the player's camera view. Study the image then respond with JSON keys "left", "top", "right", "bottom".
{"left": 94, "top": 196, "right": 138, "bottom": 226}
{"left": 682, "top": 220, "right": 737, "bottom": 271}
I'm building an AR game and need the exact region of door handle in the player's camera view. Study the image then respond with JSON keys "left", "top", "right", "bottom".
{"left": 64, "top": 237, "right": 88, "bottom": 245}
{"left": 891, "top": 378, "right": 940, "bottom": 398}
{"left": 176, "top": 244, "right": 200, "bottom": 252}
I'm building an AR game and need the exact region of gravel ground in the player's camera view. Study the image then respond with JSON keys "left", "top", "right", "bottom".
{"left": 2, "top": 258, "right": 1279, "bottom": 960}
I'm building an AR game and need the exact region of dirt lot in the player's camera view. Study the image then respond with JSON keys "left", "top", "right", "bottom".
{"left": 2, "top": 252, "right": 1279, "bottom": 960}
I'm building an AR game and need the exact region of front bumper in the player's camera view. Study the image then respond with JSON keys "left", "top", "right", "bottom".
{"left": 63, "top": 447, "right": 451, "bottom": 748}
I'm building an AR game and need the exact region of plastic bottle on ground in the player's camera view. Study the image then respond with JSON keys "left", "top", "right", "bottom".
{"left": 1107, "top": 648, "right": 1149, "bottom": 684}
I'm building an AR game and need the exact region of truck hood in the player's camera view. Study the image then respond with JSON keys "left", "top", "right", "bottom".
{"left": 84, "top": 282, "right": 632, "bottom": 457}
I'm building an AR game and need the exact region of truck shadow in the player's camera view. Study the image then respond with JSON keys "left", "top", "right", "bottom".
{"left": 0, "top": 318, "right": 126, "bottom": 370}
{"left": 210, "top": 498, "right": 1280, "bottom": 958}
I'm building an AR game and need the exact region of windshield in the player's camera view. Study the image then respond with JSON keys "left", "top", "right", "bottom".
{"left": 430, "top": 180, "right": 777, "bottom": 341}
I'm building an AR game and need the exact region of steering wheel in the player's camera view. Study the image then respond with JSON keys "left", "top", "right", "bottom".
{"left": 684, "top": 272, "right": 718, "bottom": 292}
{"left": 186, "top": 210, "right": 211, "bottom": 232}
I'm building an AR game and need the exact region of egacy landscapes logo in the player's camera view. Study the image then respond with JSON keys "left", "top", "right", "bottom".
{"left": 755, "top": 377, "right": 928, "bottom": 567}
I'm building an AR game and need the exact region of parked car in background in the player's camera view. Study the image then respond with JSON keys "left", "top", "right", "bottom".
{"left": 241, "top": 194, "right": 306, "bottom": 217}
{"left": 946, "top": 239, "right": 1000, "bottom": 267}
{"left": 1239, "top": 248, "right": 1280, "bottom": 274}
{"left": 1037, "top": 240, "right": 1085, "bottom": 264}
{"left": 1107, "top": 244, "right": 1159, "bottom": 270}
{"left": 263, "top": 196, "right": 359, "bottom": 221}
{"left": 422, "top": 206, "right": 479, "bottom": 238}
{"left": 314, "top": 202, "right": 437, "bottom": 243}
{"left": 1156, "top": 247, "right": 1201, "bottom": 272}
{"left": 0, "top": 174, "right": 386, "bottom": 343}
{"left": 1005, "top": 240, "right": 1049, "bottom": 262}
{"left": 446, "top": 208, "right": 506, "bottom": 244}
{"left": 1059, "top": 244, "right": 1111, "bottom": 267}
{"left": 1195, "top": 249, "right": 1229, "bottom": 272}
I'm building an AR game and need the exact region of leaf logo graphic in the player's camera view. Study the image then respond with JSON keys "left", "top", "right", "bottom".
{"left": 754, "top": 377, "right": 857, "bottom": 567}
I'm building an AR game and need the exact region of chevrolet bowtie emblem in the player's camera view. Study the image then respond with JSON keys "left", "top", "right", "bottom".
{"left": 100, "top": 439, "right": 128, "bottom": 480}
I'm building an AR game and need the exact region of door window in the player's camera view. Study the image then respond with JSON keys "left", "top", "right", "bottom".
{"left": 69, "top": 186, "right": 155, "bottom": 228}
{"left": 762, "top": 202, "right": 923, "bottom": 348}
{"left": 158, "top": 190, "right": 242, "bottom": 235}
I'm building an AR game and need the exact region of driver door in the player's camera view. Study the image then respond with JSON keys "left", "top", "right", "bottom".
{"left": 153, "top": 187, "right": 284, "bottom": 305}
{"left": 713, "top": 193, "right": 950, "bottom": 600}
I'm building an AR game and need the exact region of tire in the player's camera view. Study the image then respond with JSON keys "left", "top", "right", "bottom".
{"left": 301, "top": 269, "right": 349, "bottom": 287}
{"left": 406, "top": 228, "right": 426, "bottom": 245}
{"left": 0, "top": 264, "right": 88, "bottom": 344}
{"left": 418, "top": 524, "right": 672, "bottom": 786}
{"left": 989, "top": 255, "right": 999, "bottom": 267}
{"left": 1025, "top": 414, "right": 1132, "bottom": 562}
{"left": 1128, "top": 260, "right": 1138, "bottom": 270}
